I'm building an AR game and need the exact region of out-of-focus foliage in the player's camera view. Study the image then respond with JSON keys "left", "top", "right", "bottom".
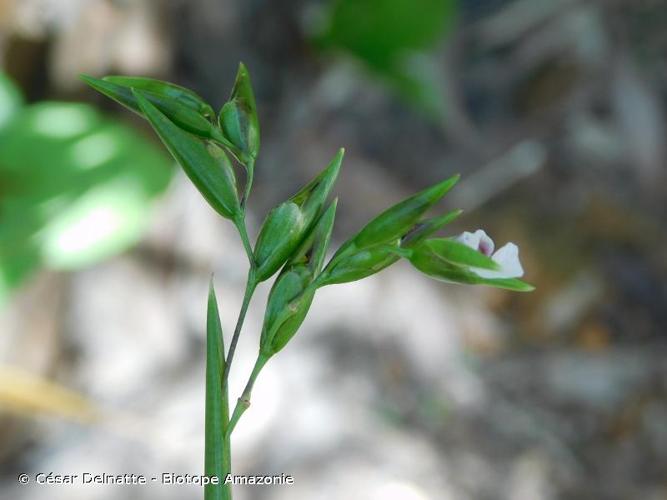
{"left": 0, "top": 73, "right": 173, "bottom": 305}
{"left": 316, "top": 0, "right": 457, "bottom": 116}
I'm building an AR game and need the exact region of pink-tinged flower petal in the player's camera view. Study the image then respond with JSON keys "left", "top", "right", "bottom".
{"left": 476, "top": 230, "right": 495, "bottom": 257}
{"left": 456, "top": 229, "right": 495, "bottom": 256}
{"left": 474, "top": 242, "right": 524, "bottom": 279}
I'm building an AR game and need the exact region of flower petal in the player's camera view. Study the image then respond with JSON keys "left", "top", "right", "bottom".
{"left": 456, "top": 229, "right": 495, "bottom": 256}
{"left": 476, "top": 230, "right": 495, "bottom": 256}
{"left": 473, "top": 242, "right": 524, "bottom": 279}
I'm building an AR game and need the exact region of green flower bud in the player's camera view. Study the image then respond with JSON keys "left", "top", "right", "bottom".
{"left": 260, "top": 201, "right": 337, "bottom": 356}
{"left": 317, "top": 241, "right": 399, "bottom": 286}
{"left": 133, "top": 89, "right": 240, "bottom": 219}
{"left": 254, "top": 150, "right": 342, "bottom": 282}
{"left": 80, "top": 75, "right": 223, "bottom": 142}
{"left": 103, "top": 75, "right": 215, "bottom": 119}
{"left": 218, "top": 63, "right": 260, "bottom": 163}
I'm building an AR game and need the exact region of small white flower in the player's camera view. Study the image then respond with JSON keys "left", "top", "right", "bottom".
{"left": 456, "top": 229, "right": 524, "bottom": 279}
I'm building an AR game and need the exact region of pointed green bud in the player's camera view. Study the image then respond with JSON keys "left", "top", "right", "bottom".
{"left": 317, "top": 241, "right": 400, "bottom": 286}
{"left": 133, "top": 90, "right": 240, "bottom": 219}
{"left": 291, "top": 148, "right": 343, "bottom": 224}
{"left": 218, "top": 63, "right": 260, "bottom": 163}
{"left": 254, "top": 202, "right": 305, "bottom": 280}
{"left": 254, "top": 150, "right": 342, "bottom": 282}
{"left": 259, "top": 201, "right": 337, "bottom": 356}
{"left": 103, "top": 75, "right": 215, "bottom": 119}
{"left": 259, "top": 271, "right": 315, "bottom": 356}
{"left": 80, "top": 75, "right": 223, "bottom": 142}
{"left": 353, "top": 174, "right": 459, "bottom": 248}
{"left": 318, "top": 207, "right": 462, "bottom": 287}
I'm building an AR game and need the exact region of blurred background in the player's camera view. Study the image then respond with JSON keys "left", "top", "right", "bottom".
{"left": 1, "top": 0, "right": 666, "bottom": 499}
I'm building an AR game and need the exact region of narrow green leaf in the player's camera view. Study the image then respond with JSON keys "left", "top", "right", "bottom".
{"left": 205, "top": 282, "right": 232, "bottom": 500}
{"left": 133, "top": 89, "right": 240, "bottom": 220}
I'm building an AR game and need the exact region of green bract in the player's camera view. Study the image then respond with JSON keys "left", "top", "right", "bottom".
{"left": 260, "top": 201, "right": 337, "bottom": 356}
{"left": 407, "top": 238, "right": 534, "bottom": 291}
{"left": 254, "top": 149, "right": 343, "bottom": 282}
{"left": 80, "top": 75, "right": 224, "bottom": 143}
{"left": 133, "top": 90, "right": 240, "bottom": 220}
{"left": 218, "top": 63, "right": 260, "bottom": 163}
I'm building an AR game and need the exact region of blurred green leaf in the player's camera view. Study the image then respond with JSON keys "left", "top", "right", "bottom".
{"left": 0, "top": 74, "right": 173, "bottom": 306}
{"left": 0, "top": 73, "right": 24, "bottom": 130}
{"left": 317, "top": 0, "right": 457, "bottom": 115}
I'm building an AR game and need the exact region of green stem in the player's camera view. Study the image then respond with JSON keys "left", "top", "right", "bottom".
{"left": 226, "top": 354, "right": 269, "bottom": 437}
{"left": 242, "top": 158, "right": 255, "bottom": 208}
{"left": 222, "top": 268, "right": 257, "bottom": 390}
{"left": 234, "top": 215, "right": 255, "bottom": 267}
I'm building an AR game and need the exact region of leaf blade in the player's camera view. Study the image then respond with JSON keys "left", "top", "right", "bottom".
{"left": 205, "top": 282, "right": 232, "bottom": 500}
